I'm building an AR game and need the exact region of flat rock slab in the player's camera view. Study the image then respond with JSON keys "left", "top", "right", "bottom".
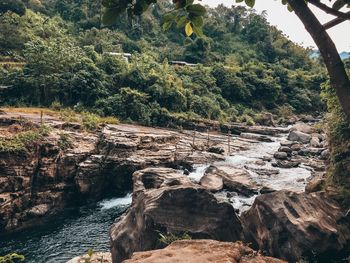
{"left": 240, "top": 133, "right": 274, "bottom": 142}
{"left": 133, "top": 167, "right": 194, "bottom": 193}
{"left": 124, "top": 240, "right": 286, "bottom": 263}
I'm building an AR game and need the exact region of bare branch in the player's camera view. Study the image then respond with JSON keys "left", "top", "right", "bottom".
{"left": 308, "top": 0, "right": 350, "bottom": 19}
{"left": 324, "top": 11, "right": 350, "bottom": 30}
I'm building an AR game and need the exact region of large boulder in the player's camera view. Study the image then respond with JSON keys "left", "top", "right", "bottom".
{"left": 310, "top": 136, "right": 321, "bottom": 148}
{"left": 290, "top": 122, "right": 314, "bottom": 134}
{"left": 123, "top": 240, "right": 286, "bottom": 263}
{"left": 272, "top": 160, "right": 300, "bottom": 169}
{"left": 242, "top": 190, "right": 348, "bottom": 262}
{"left": 287, "top": 130, "right": 311, "bottom": 144}
{"left": 109, "top": 185, "right": 243, "bottom": 263}
{"left": 273, "top": 152, "right": 288, "bottom": 160}
{"left": 199, "top": 165, "right": 258, "bottom": 196}
{"left": 298, "top": 147, "right": 324, "bottom": 157}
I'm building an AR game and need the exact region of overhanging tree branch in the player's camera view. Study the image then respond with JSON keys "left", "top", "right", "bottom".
{"left": 288, "top": 0, "right": 350, "bottom": 120}
{"left": 323, "top": 11, "right": 350, "bottom": 29}
{"left": 308, "top": 0, "right": 350, "bottom": 19}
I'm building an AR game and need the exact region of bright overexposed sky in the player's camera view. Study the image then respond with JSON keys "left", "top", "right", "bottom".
{"left": 201, "top": 0, "right": 350, "bottom": 52}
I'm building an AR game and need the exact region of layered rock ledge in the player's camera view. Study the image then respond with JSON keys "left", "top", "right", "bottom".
{"left": 0, "top": 111, "right": 250, "bottom": 233}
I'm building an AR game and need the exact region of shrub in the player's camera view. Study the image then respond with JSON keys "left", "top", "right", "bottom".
{"left": 238, "top": 114, "right": 255, "bottom": 126}
{"left": 59, "top": 108, "right": 79, "bottom": 123}
{"left": 98, "top": 116, "right": 119, "bottom": 125}
{"left": 81, "top": 111, "right": 100, "bottom": 131}
{"left": 277, "top": 105, "right": 294, "bottom": 118}
{"left": 95, "top": 88, "right": 151, "bottom": 124}
{"left": 81, "top": 112, "right": 119, "bottom": 131}
{"left": 58, "top": 133, "right": 73, "bottom": 150}
{"left": 50, "top": 101, "right": 62, "bottom": 111}
{"left": 0, "top": 253, "right": 25, "bottom": 263}
{"left": 0, "top": 130, "right": 41, "bottom": 153}
{"left": 38, "top": 124, "right": 52, "bottom": 136}
{"left": 158, "top": 232, "right": 192, "bottom": 246}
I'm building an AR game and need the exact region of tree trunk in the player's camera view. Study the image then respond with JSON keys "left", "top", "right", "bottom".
{"left": 288, "top": 0, "right": 350, "bottom": 119}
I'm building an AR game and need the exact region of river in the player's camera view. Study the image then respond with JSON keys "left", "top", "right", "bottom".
{"left": 0, "top": 133, "right": 314, "bottom": 262}
{"left": 189, "top": 134, "right": 312, "bottom": 213}
{"left": 0, "top": 194, "right": 132, "bottom": 263}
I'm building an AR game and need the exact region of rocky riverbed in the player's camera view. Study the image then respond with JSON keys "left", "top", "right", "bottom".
{"left": 0, "top": 110, "right": 349, "bottom": 263}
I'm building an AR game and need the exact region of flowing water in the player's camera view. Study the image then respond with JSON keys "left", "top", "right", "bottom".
{"left": 189, "top": 134, "right": 312, "bottom": 212}
{"left": 0, "top": 194, "right": 132, "bottom": 263}
{"left": 0, "top": 132, "right": 314, "bottom": 262}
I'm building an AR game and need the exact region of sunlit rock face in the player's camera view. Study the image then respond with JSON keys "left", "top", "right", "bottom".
{"left": 123, "top": 239, "right": 286, "bottom": 263}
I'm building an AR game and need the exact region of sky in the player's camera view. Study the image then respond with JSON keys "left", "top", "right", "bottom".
{"left": 201, "top": 0, "right": 350, "bottom": 52}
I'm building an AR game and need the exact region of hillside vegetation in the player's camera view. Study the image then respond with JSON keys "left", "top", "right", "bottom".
{"left": 0, "top": 0, "right": 326, "bottom": 127}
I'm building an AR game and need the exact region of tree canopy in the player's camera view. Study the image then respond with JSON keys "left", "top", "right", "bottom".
{"left": 0, "top": 1, "right": 326, "bottom": 127}
{"left": 101, "top": 0, "right": 350, "bottom": 119}
{"left": 0, "top": 0, "right": 26, "bottom": 16}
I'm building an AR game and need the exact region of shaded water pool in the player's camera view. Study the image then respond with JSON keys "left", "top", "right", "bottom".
{"left": 0, "top": 194, "right": 132, "bottom": 263}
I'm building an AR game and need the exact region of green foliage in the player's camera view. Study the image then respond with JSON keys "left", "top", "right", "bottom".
{"left": 96, "top": 87, "right": 151, "bottom": 124}
{"left": 158, "top": 232, "right": 192, "bottom": 245}
{"left": 238, "top": 114, "right": 256, "bottom": 126}
{"left": 60, "top": 109, "right": 80, "bottom": 123}
{"left": 0, "top": 130, "right": 41, "bottom": 153}
{"left": 0, "top": 0, "right": 26, "bottom": 16}
{"left": 51, "top": 101, "right": 62, "bottom": 111}
{"left": 83, "top": 248, "right": 94, "bottom": 263}
{"left": 321, "top": 72, "right": 350, "bottom": 205}
{"left": 39, "top": 124, "right": 52, "bottom": 136}
{"left": 58, "top": 133, "right": 73, "bottom": 150}
{"left": 81, "top": 112, "right": 101, "bottom": 131}
{"left": 0, "top": 1, "right": 325, "bottom": 128}
{"left": 59, "top": 109, "right": 119, "bottom": 129}
{"left": 0, "top": 253, "right": 25, "bottom": 263}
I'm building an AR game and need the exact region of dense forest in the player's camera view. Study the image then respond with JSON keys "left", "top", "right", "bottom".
{"left": 0, "top": 0, "right": 329, "bottom": 127}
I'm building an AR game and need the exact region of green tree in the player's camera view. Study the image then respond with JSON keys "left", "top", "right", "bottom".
{"left": 101, "top": 0, "right": 350, "bottom": 119}
{"left": 0, "top": 0, "right": 26, "bottom": 16}
{"left": 96, "top": 87, "right": 150, "bottom": 123}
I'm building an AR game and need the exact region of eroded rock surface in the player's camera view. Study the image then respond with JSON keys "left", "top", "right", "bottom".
{"left": 123, "top": 240, "right": 286, "bottom": 263}
{"left": 133, "top": 167, "right": 194, "bottom": 193}
{"left": 110, "top": 168, "right": 243, "bottom": 263}
{"left": 0, "top": 111, "right": 247, "bottom": 233}
{"left": 0, "top": 128, "right": 97, "bottom": 232}
{"left": 242, "top": 190, "right": 348, "bottom": 262}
